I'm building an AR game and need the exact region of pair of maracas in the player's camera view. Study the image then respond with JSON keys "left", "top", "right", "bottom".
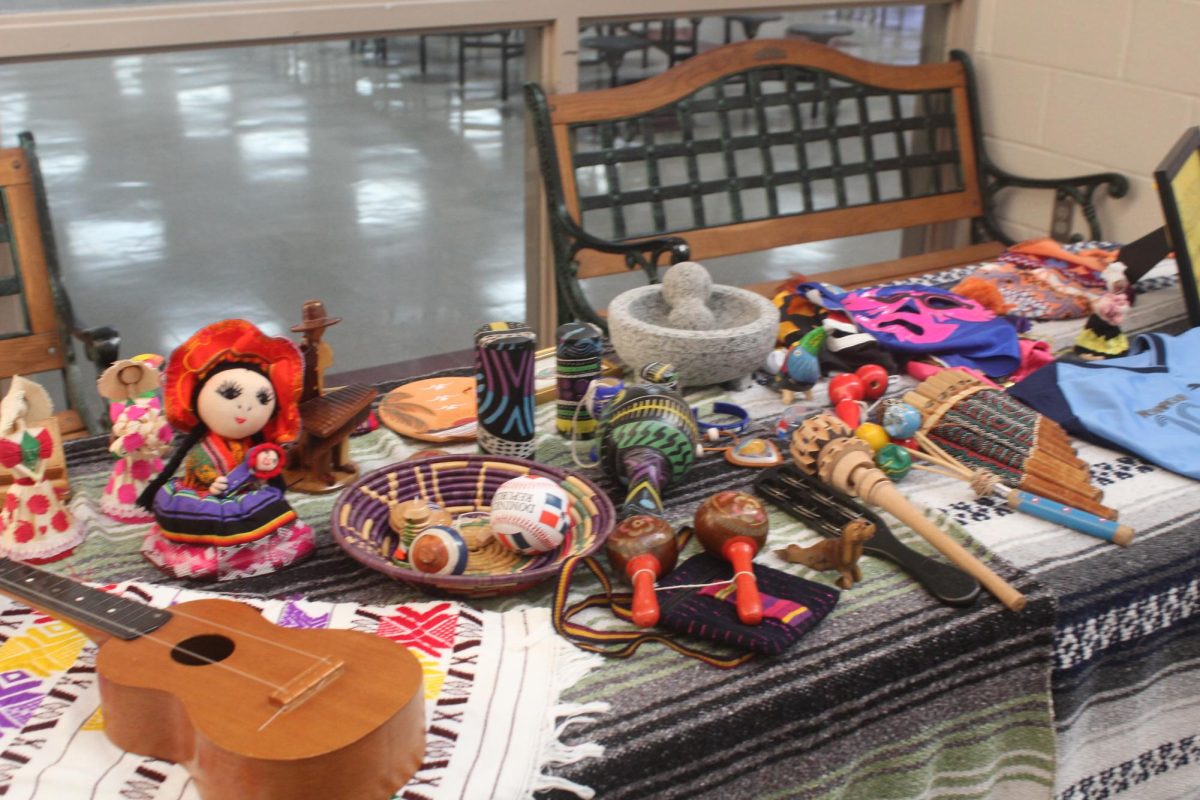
{"left": 596, "top": 384, "right": 768, "bottom": 627}
{"left": 605, "top": 492, "right": 769, "bottom": 628}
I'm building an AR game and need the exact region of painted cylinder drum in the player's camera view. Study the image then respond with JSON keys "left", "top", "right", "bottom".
{"left": 474, "top": 322, "right": 537, "bottom": 459}
{"left": 597, "top": 384, "right": 699, "bottom": 518}
{"left": 555, "top": 322, "right": 605, "bottom": 439}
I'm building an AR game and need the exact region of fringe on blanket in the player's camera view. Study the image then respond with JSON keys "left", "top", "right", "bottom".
{"left": 531, "top": 630, "right": 611, "bottom": 799}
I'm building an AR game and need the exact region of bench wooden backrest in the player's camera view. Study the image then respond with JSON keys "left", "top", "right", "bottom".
{"left": 0, "top": 148, "right": 68, "bottom": 380}
{"left": 540, "top": 39, "right": 985, "bottom": 281}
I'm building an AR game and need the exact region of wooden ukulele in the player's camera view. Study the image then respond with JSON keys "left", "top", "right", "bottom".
{"left": 0, "top": 559, "right": 426, "bottom": 800}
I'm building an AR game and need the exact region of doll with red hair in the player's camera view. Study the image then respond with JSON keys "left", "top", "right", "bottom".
{"left": 137, "top": 319, "right": 315, "bottom": 580}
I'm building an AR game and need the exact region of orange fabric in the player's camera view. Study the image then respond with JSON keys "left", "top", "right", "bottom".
{"left": 162, "top": 319, "right": 304, "bottom": 443}
{"left": 1008, "top": 238, "right": 1117, "bottom": 273}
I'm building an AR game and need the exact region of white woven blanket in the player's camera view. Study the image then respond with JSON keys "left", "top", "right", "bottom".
{"left": 0, "top": 582, "right": 606, "bottom": 800}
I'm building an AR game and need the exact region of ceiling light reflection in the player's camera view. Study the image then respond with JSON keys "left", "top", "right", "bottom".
{"left": 67, "top": 217, "right": 165, "bottom": 270}
{"left": 354, "top": 178, "right": 425, "bottom": 228}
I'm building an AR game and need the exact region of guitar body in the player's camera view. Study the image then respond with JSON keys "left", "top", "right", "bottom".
{"left": 94, "top": 598, "right": 425, "bottom": 800}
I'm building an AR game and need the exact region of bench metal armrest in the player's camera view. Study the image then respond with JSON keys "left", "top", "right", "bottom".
{"left": 951, "top": 50, "right": 1129, "bottom": 246}
{"left": 979, "top": 163, "right": 1129, "bottom": 245}
{"left": 525, "top": 81, "right": 691, "bottom": 330}
{"left": 558, "top": 212, "right": 691, "bottom": 331}
{"left": 70, "top": 324, "right": 121, "bottom": 374}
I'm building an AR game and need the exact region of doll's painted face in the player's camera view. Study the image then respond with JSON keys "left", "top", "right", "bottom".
{"left": 197, "top": 368, "right": 276, "bottom": 439}
{"left": 254, "top": 448, "right": 280, "bottom": 472}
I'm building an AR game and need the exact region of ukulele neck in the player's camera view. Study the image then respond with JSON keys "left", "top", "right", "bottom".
{"left": 0, "top": 559, "right": 171, "bottom": 641}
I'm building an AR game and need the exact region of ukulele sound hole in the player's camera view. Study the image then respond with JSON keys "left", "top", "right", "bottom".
{"left": 171, "top": 635, "right": 235, "bottom": 666}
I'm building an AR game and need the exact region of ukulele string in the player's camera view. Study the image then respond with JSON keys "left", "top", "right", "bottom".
{"left": 35, "top": 561, "right": 342, "bottom": 664}
{"left": 0, "top": 574, "right": 322, "bottom": 697}
{"left": 151, "top": 604, "right": 340, "bottom": 663}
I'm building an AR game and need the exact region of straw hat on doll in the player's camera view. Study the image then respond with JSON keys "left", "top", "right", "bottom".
{"left": 0, "top": 376, "right": 53, "bottom": 434}
{"left": 98, "top": 358, "right": 162, "bottom": 401}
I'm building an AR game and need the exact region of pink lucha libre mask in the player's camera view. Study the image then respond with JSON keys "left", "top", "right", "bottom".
{"left": 838, "top": 286, "right": 994, "bottom": 345}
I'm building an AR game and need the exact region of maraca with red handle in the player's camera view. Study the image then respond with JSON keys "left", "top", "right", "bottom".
{"left": 693, "top": 491, "right": 770, "bottom": 625}
{"left": 605, "top": 515, "right": 678, "bottom": 627}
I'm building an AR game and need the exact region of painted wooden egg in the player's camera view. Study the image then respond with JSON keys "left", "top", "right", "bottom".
{"left": 409, "top": 525, "right": 470, "bottom": 575}
{"left": 854, "top": 422, "right": 890, "bottom": 452}
{"left": 490, "top": 475, "right": 572, "bottom": 554}
{"left": 783, "top": 345, "right": 821, "bottom": 385}
{"left": 880, "top": 401, "right": 922, "bottom": 440}
{"left": 875, "top": 443, "right": 913, "bottom": 481}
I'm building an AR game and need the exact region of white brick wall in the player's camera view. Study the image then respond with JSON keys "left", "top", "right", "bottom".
{"left": 973, "top": 0, "right": 1200, "bottom": 244}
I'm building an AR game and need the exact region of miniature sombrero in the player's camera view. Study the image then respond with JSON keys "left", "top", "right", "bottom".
{"left": 0, "top": 376, "right": 53, "bottom": 433}
{"left": 290, "top": 300, "right": 342, "bottom": 333}
{"left": 97, "top": 358, "right": 161, "bottom": 400}
{"left": 163, "top": 319, "right": 304, "bottom": 443}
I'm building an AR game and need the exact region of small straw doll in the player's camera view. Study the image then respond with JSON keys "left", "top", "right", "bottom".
{"left": 0, "top": 377, "right": 84, "bottom": 563}
{"left": 97, "top": 356, "right": 173, "bottom": 523}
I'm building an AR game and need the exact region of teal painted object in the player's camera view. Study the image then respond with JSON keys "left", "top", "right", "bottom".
{"left": 875, "top": 444, "right": 913, "bottom": 481}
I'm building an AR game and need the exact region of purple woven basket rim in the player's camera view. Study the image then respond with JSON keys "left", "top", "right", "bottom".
{"left": 330, "top": 453, "right": 616, "bottom": 592}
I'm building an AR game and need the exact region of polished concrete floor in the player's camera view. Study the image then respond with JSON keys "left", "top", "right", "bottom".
{"left": 0, "top": 8, "right": 924, "bottom": 393}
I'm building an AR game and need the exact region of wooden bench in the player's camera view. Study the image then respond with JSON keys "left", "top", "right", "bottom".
{"left": 1, "top": 132, "right": 119, "bottom": 435}
{"left": 524, "top": 39, "right": 1129, "bottom": 330}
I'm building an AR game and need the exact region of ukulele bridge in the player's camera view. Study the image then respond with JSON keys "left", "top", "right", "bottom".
{"left": 269, "top": 658, "right": 345, "bottom": 710}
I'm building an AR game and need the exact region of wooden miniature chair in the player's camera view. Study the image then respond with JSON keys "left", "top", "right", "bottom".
{"left": 0, "top": 132, "right": 120, "bottom": 437}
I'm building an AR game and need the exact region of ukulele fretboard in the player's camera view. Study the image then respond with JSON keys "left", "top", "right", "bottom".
{"left": 0, "top": 559, "right": 171, "bottom": 641}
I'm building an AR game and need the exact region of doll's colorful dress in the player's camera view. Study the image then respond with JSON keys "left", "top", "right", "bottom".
{"left": 0, "top": 427, "right": 84, "bottom": 563}
{"left": 141, "top": 432, "right": 314, "bottom": 580}
{"left": 101, "top": 396, "right": 173, "bottom": 523}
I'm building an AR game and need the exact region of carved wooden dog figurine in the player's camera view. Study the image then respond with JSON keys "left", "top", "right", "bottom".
{"left": 777, "top": 519, "right": 875, "bottom": 589}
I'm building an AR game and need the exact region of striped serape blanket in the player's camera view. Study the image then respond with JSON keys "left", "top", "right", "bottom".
{"left": 544, "top": 382, "right": 1200, "bottom": 800}
{"left": 0, "top": 581, "right": 605, "bottom": 800}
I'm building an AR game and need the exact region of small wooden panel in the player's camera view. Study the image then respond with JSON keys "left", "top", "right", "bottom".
{"left": 301, "top": 383, "right": 376, "bottom": 439}
{"left": 547, "top": 39, "right": 967, "bottom": 124}
{"left": 0, "top": 152, "right": 33, "bottom": 188}
{"left": 2, "top": 166, "right": 58, "bottom": 337}
{"left": 0, "top": 332, "right": 66, "bottom": 377}
{"left": 576, "top": 192, "right": 985, "bottom": 279}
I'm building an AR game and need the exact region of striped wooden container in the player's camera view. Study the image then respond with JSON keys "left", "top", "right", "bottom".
{"left": 331, "top": 454, "right": 616, "bottom": 597}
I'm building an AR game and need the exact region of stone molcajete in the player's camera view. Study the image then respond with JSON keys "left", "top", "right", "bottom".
{"left": 607, "top": 261, "right": 777, "bottom": 389}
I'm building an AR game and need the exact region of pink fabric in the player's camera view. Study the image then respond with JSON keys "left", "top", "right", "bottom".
{"left": 904, "top": 362, "right": 1000, "bottom": 387}
{"left": 140, "top": 521, "right": 316, "bottom": 581}
{"left": 1009, "top": 339, "right": 1056, "bottom": 383}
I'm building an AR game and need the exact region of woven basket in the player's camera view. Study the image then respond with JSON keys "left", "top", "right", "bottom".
{"left": 331, "top": 454, "right": 616, "bottom": 597}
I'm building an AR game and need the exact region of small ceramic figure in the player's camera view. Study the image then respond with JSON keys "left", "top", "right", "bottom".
{"left": 0, "top": 376, "right": 84, "bottom": 563}
{"left": 777, "top": 519, "right": 875, "bottom": 589}
{"left": 97, "top": 356, "right": 174, "bottom": 523}
{"left": 137, "top": 319, "right": 316, "bottom": 581}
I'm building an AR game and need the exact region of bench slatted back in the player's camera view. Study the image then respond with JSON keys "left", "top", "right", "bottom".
{"left": 543, "top": 40, "right": 983, "bottom": 280}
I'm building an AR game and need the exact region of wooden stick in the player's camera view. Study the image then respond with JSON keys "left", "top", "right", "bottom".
{"left": 838, "top": 451, "right": 1027, "bottom": 612}
{"left": 812, "top": 438, "right": 1026, "bottom": 611}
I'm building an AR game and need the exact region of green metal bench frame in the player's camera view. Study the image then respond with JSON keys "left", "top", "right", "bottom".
{"left": 525, "top": 40, "right": 1129, "bottom": 330}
